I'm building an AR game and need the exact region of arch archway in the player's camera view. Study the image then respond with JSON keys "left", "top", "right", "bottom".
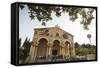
{"left": 52, "top": 40, "right": 60, "bottom": 56}
{"left": 36, "top": 38, "right": 48, "bottom": 59}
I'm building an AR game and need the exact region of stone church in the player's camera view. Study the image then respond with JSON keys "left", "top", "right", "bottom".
{"left": 27, "top": 26, "right": 75, "bottom": 63}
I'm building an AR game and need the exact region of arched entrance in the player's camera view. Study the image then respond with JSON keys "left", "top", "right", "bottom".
{"left": 36, "top": 38, "right": 48, "bottom": 59}
{"left": 52, "top": 40, "right": 60, "bottom": 56}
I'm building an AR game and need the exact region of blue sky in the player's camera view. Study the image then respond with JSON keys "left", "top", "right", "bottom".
{"left": 19, "top": 5, "right": 96, "bottom": 46}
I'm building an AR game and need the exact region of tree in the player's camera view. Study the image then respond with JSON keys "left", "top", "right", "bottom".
{"left": 81, "top": 43, "right": 86, "bottom": 48}
{"left": 74, "top": 42, "right": 80, "bottom": 48}
{"left": 19, "top": 37, "right": 31, "bottom": 64}
{"left": 85, "top": 43, "right": 91, "bottom": 48}
{"left": 87, "top": 34, "right": 91, "bottom": 44}
{"left": 19, "top": 4, "right": 95, "bottom": 30}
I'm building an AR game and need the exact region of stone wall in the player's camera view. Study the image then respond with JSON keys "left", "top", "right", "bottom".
{"left": 27, "top": 27, "right": 75, "bottom": 63}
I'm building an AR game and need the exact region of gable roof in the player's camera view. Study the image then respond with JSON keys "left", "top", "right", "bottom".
{"left": 34, "top": 26, "right": 73, "bottom": 36}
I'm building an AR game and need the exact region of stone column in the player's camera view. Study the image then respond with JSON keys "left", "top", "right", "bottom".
{"left": 61, "top": 46, "right": 65, "bottom": 59}
{"left": 67, "top": 44, "right": 70, "bottom": 57}
{"left": 28, "top": 45, "right": 36, "bottom": 63}
{"left": 64, "top": 47, "right": 66, "bottom": 56}
{"left": 59, "top": 45, "right": 62, "bottom": 55}
{"left": 69, "top": 44, "right": 72, "bottom": 57}
{"left": 48, "top": 46, "right": 52, "bottom": 56}
{"left": 45, "top": 41, "right": 52, "bottom": 60}
{"left": 60, "top": 41, "right": 63, "bottom": 56}
{"left": 65, "top": 44, "right": 69, "bottom": 58}
{"left": 47, "top": 43, "right": 52, "bottom": 61}
{"left": 71, "top": 42, "right": 75, "bottom": 57}
{"left": 48, "top": 46, "right": 51, "bottom": 55}
{"left": 46, "top": 45, "right": 49, "bottom": 59}
{"left": 33, "top": 46, "right": 38, "bottom": 62}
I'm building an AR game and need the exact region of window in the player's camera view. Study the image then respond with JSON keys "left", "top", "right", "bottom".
{"left": 39, "top": 29, "right": 49, "bottom": 36}
{"left": 63, "top": 34, "right": 68, "bottom": 39}
{"left": 56, "top": 33, "right": 59, "bottom": 37}
{"left": 45, "top": 29, "right": 49, "bottom": 36}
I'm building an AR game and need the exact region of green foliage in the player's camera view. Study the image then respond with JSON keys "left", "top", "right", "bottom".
{"left": 74, "top": 42, "right": 80, "bottom": 48}
{"left": 19, "top": 37, "right": 31, "bottom": 64}
{"left": 19, "top": 4, "right": 24, "bottom": 10}
{"left": 75, "top": 43, "right": 96, "bottom": 56}
{"left": 19, "top": 4, "right": 95, "bottom": 30}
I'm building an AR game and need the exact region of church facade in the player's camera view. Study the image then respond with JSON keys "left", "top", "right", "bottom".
{"left": 27, "top": 26, "right": 75, "bottom": 63}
